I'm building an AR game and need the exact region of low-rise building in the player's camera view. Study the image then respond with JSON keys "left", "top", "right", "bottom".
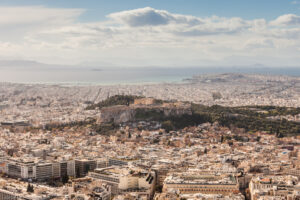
{"left": 163, "top": 172, "right": 240, "bottom": 195}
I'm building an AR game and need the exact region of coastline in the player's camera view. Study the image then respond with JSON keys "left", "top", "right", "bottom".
{"left": 0, "top": 67, "right": 299, "bottom": 86}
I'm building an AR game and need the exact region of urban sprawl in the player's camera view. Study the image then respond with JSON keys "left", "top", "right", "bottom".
{"left": 0, "top": 73, "right": 300, "bottom": 200}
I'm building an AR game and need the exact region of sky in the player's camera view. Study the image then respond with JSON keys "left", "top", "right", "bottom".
{"left": 0, "top": 0, "right": 300, "bottom": 67}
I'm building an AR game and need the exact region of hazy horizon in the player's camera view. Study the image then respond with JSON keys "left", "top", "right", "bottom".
{"left": 1, "top": 65, "right": 299, "bottom": 85}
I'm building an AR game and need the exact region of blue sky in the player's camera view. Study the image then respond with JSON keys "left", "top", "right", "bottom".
{"left": 0, "top": 0, "right": 300, "bottom": 67}
{"left": 1, "top": 0, "right": 299, "bottom": 21}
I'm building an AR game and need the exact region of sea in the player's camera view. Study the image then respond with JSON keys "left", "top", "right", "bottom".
{"left": 0, "top": 67, "right": 299, "bottom": 85}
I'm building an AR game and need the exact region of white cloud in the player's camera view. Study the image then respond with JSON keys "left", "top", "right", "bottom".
{"left": 270, "top": 14, "right": 300, "bottom": 26}
{"left": 0, "top": 6, "right": 83, "bottom": 27}
{"left": 0, "top": 6, "right": 84, "bottom": 42}
{"left": 244, "top": 38, "right": 275, "bottom": 49}
{"left": 0, "top": 6, "right": 299, "bottom": 66}
{"left": 107, "top": 7, "right": 202, "bottom": 27}
{"left": 172, "top": 17, "right": 251, "bottom": 36}
{"left": 107, "top": 7, "right": 250, "bottom": 36}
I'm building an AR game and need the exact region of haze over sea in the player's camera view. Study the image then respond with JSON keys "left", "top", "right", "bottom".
{"left": 0, "top": 67, "right": 299, "bottom": 85}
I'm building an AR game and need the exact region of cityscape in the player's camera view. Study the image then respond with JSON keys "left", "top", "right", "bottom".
{"left": 0, "top": 1, "right": 300, "bottom": 200}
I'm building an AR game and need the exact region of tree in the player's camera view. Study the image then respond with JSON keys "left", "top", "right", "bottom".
{"left": 161, "top": 120, "right": 174, "bottom": 133}
{"left": 212, "top": 92, "right": 222, "bottom": 100}
{"left": 153, "top": 138, "right": 160, "bottom": 144}
{"left": 62, "top": 174, "right": 69, "bottom": 184}
{"left": 167, "top": 140, "right": 171, "bottom": 146}
{"left": 27, "top": 183, "right": 31, "bottom": 192}
{"left": 27, "top": 183, "right": 34, "bottom": 193}
{"left": 155, "top": 185, "right": 163, "bottom": 192}
{"left": 256, "top": 136, "right": 261, "bottom": 142}
{"left": 220, "top": 135, "right": 224, "bottom": 143}
{"left": 7, "top": 149, "right": 14, "bottom": 157}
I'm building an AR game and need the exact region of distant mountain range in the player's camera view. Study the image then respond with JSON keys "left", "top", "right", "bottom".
{"left": 0, "top": 60, "right": 104, "bottom": 71}
{"left": 0, "top": 59, "right": 299, "bottom": 74}
{"left": 0, "top": 60, "right": 67, "bottom": 69}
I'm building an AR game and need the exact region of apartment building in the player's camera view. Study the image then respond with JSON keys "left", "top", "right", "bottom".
{"left": 75, "top": 159, "right": 97, "bottom": 178}
{"left": 163, "top": 172, "right": 240, "bottom": 195}
{"left": 34, "top": 163, "right": 52, "bottom": 181}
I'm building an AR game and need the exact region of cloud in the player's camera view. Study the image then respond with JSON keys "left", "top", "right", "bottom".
{"left": 270, "top": 14, "right": 300, "bottom": 26}
{"left": 0, "top": 6, "right": 84, "bottom": 42}
{"left": 265, "top": 28, "right": 300, "bottom": 39}
{"left": 173, "top": 17, "right": 251, "bottom": 36}
{"left": 0, "top": 6, "right": 300, "bottom": 66}
{"left": 107, "top": 7, "right": 202, "bottom": 27}
{"left": 0, "top": 6, "right": 83, "bottom": 26}
{"left": 291, "top": 1, "right": 300, "bottom": 4}
{"left": 244, "top": 38, "right": 274, "bottom": 49}
{"left": 106, "top": 8, "right": 251, "bottom": 37}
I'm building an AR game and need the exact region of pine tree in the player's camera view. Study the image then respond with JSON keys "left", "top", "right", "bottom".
{"left": 27, "top": 183, "right": 34, "bottom": 193}
{"left": 27, "top": 183, "right": 31, "bottom": 192}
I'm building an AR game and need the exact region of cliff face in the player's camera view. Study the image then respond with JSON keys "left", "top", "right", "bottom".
{"left": 99, "top": 104, "right": 192, "bottom": 124}
{"left": 99, "top": 105, "right": 135, "bottom": 124}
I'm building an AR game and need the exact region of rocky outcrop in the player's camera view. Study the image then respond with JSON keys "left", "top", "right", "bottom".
{"left": 99, "top": 105, "right": 135, "bottom": 124}
{"left": 99, "top": 103, "right": 192, "bottom": 124}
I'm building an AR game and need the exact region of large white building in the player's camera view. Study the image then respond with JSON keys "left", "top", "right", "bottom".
{"left": 88, "top": 166, "right": 156, "bottom": 199}
{"left": 163, "top": 171, "right": 240, "bottom": 195}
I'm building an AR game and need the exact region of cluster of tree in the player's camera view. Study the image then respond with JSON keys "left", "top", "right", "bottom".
{"left": 86, "top": 95, "right": 143, "bottom": 110}
{"left": 7, "top": 149, "right": 15, "bottom": 157}
{"left": 249, "top": 166, "right": 263, "bottom": 173}
{"left": 90, "top": 123, "right": 118, "bottom": 135}
{"left": 217, "top": 115, "right": 299, "bottom": 136}
{"left": 42, "top": 94, "right": 300, "bottom": 137}
{"left": 135, "top": 107, "right": 212, "bottom": 132}
{"left": 132, "top": 102, "right": 300, "bottom": 136}
{"left": 192, "top": 104, "right": 300, "bottom": 119}
{"left": 212, "top": 92, "right": 222, "bottom": 100}
{"left": 191, "top": 104, "right": 300, "bottom": 136}
{"left": 161, "top": 114, "right": 212, "bottom": 132}
{"left": 44, "top": 117, "right": 118, "bottom": 136}
{"left": 27, "top": 183, "right": 34, "bottom": 193}
{"left": 44, "top": 118, "right": 96, "bottom": 131}
{"left": 245, "top": 105, "right": 300, "bottom": 117}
